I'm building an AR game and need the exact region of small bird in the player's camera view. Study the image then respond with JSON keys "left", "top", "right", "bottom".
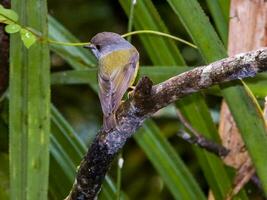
{"left": 84, "top": 32, "right": 139, "bottom": 131}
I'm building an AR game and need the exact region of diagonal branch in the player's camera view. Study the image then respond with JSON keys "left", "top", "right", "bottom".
{"left": 66, "top": 48, "right": 267, "bottom": 200}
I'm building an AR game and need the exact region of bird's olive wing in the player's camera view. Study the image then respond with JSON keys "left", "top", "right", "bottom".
{"left": 98, "top": 51, "right": 139, "bottom": 117}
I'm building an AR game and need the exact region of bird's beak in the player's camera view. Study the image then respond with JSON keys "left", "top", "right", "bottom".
{"left": 83, "top": 44, "right": 94, "bottom": 49}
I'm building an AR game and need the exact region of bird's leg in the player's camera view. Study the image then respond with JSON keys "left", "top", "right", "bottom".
{"left": 127, "top": 86, "right": 135, "bottom": 99}
{"left": 128, "top": 86, "right": 135, "bottom": 90}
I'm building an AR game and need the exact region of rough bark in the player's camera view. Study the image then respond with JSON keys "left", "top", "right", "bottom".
{"left": 66, "top": 48, "right": 267, "bottom": 200}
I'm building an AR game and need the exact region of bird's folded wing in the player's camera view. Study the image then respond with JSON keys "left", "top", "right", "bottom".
{"left": 98, "top": 51, "right": 139, "bottom": 117}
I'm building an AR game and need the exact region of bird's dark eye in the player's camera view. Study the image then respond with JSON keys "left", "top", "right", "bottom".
{"left": 95, "top": 45, "right": 101, "bottom": 50}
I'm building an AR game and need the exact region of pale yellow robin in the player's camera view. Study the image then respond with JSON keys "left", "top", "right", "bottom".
{"left": 85, "top": 32, "right": 139, "bottom": 131}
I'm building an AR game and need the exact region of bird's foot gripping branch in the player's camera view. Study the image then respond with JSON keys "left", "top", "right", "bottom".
{"left": 66, "top": 48, "right": 267, "bottom": 200}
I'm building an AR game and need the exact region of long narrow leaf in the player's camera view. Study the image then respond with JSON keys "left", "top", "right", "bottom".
{"left": 218, "top": 0, "right": 230, "bottom": 23}
{"left": 205, "top": 0, "right": 228, "bottom": 45}
{"left": 9, "top": 0, "right": 50, "bottom": 199}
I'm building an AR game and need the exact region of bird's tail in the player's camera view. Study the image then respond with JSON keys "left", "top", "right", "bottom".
{"left": 103, "top": 114, "right": 116, "bottom": 131}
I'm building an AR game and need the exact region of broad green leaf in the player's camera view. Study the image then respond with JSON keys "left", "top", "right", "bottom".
{"left": 20, "top": 28, "right": 37, "bottom": 49}
{"left": 9, "top": 0, "right": 50, "bottom": 199}
{"left": 167, "top": 0, "right": 267, "bottom": 196}
{"left": 5, "top": 23, "right": 21, "bottom": 33}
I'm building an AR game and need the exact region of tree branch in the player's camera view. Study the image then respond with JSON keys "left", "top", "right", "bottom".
{"left": 66, "top": 48, "right": 267, "bottom": 200}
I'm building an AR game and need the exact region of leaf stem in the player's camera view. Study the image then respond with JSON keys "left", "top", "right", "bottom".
{"left": 47, "top": 39, "right": 90, "bottom": 46}
{"left": 121, "top": 30, "right": 197, "bottom": 49}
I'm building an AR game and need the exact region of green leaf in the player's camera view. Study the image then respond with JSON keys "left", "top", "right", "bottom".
{"left": 20, "top": 28, "right": 37, "bottom": 48}
{"left": 9, "top": 0, "right": 50, "bottom": 199}
{"left": 0, "top": 7, "right": 18, "bottom": 22}
{"left": 205, "top": 0, "right": 228, "bottom": 45}
{"left": 4, "top": 23, "right": 21, "bottom": 33}
{"left": 0, "top": 15, "right": 6, "bottom": 23}
{"left": 0, "top": 15, "right": 11, "bottom": 24}
{"left": 218, "top": 0, "right": 230, "bottom": 23}
{"left": 244, "top": 74, "right": 267, "bottom": 98}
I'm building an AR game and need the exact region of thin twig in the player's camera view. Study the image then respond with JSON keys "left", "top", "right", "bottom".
{"left": 176, "top": 109, "right": 230, "bottom": 157}
{"left": 176, "top": 109, "right": 200, "bottom": 136}
{"left": 177, "top": 131, "right": 230, "bottom": 157}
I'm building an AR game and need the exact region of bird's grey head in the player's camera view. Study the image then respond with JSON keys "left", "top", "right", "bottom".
{"left": 84, "top": 32, "right": 132, "bottom": 59}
